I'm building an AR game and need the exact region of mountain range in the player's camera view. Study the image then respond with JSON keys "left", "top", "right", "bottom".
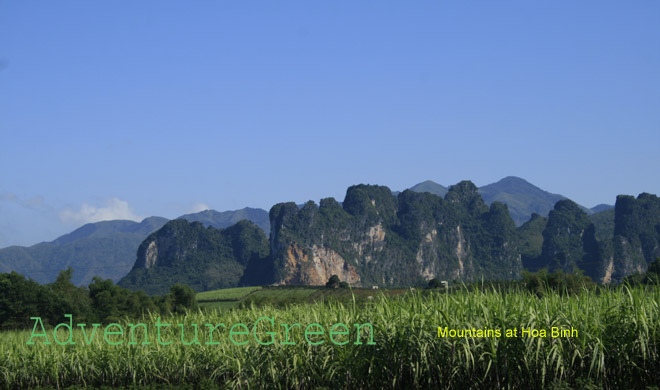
{"left": 177, "top": 207, "right": 270, "bottom": 235}
{"left": 118, "top": 180, "right": 658, "bottom": 294}
{"left": 410, "top": 176, "right": 606, "bottom": 226}
{"left": 0, "top": 208, "right": 268, "bottom": 285}
{"left": 0, "top": 177, "right": 615, "bottom": 286}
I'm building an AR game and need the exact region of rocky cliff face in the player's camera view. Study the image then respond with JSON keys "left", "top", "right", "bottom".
{"left": 276, "top": 243, "right": 360, "bottom": 285}
{"left": 539, "top": 200, "right": 602, "bottom": 277}
{"left": 518, "top": 213, "right": 548, "bottom": 271}
{"left": 268, "top": 181, "right": 522, "bottom": 286}
{"left": 607, "top": 193, "right": 660, "bottom": 282}
{"left": 531, "top": 194, "right": 660, "bottom": 284}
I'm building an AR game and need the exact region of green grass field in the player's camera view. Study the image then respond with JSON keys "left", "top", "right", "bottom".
{"left": 197, "top": 286, "right": 408, "bottom": 311}
{"left": 196, "top": 286, "right": 262, "bottom": 302}
{"left": 2, "top": 286, "right": 660, "bottom": 389}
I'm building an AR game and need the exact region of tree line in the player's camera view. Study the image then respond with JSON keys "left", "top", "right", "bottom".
{"left": 0, "top": 267, "right": 198, "bottom": 330}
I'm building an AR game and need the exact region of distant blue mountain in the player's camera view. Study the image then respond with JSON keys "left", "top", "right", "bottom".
{"left": 0, "top": 217, "right": 168, "bottom": 286}
{"left": 0, "top": 207, "right": 269, "bottom": 285}
{"left": 409, "top": 176, "right": 595, "bottom": 226}
{"left": 591, "top": 204, "right": 614, "bottom": 213}
{"left": 178, "top": 207, "right": 270, "bottom": 235}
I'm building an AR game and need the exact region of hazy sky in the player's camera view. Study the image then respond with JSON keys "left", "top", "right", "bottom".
{"left": 1, "top": 1, "right": 659, "bottom": 247}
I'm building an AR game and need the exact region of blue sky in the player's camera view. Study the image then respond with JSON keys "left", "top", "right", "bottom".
{"left": 1, "top": 1, "right": 659, "bottom": 247}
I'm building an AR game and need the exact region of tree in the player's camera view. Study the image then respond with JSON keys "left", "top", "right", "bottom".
{"left": 326, "top": 275, "right": 340, "bottom": 288}
{"left": 644, "top": 257, "right": 660, "bottom": 284}
{"left": 647, "top": 257, "right": 660, "bottom": 275}
{"left": 49, "top": 268, "right": 93, "bottom": 321}
{"left": 523, "top": 269, "right": 593, "bottom": 297}
{"left": 0, "top": 272, "right": 53, "bottom": 329}
{"left": 169, "top": 284, "right": 198, "bottom": 314}
{"left": 428, "top": 278, "right": 441, "bottom": 289}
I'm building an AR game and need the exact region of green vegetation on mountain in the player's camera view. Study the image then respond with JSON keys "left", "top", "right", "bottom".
{"left": 609, "top": 193, "right": 660, "bottom": 281}
{"left": 517, "top": 213, "right": 547, "bottom": 271}
{"left": 118, "top": 219, "right": 270, "bottom": 295}
{"left": 591, "top": 208, "right": 615, "bottom": 241}
{"left": 539, "top": 200, "right": 600, "bottom": 276}
{"left": 613, "top": 193, "right": 660, "bottom": 259}
{"left": 516, "top": 193, "right": 660, "bottom": 284}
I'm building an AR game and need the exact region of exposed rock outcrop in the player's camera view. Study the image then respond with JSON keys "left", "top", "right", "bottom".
{"left": 268, "top": 181, "right": 522, "bottom": 286}
{"left": 277, "top": 243, "right": 360, "bottom": 285}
